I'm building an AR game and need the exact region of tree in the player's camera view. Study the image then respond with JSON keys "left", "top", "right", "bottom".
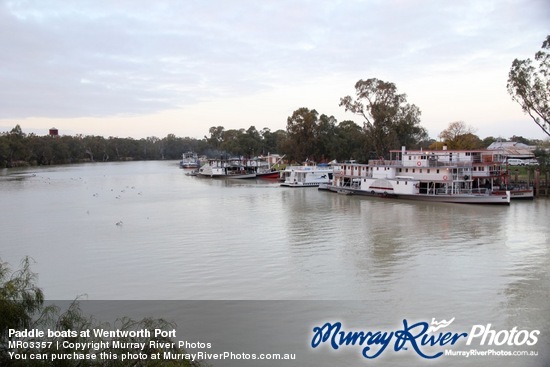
{"left": 314, "top": 114, "right": 338, "bottom": 162}
{"left": 259, "top": 128, "right": 279, "bottom": 155}
{"left": 333, "top": 120, "right": 365, "bottom": 162}
{"left": 507, "top": 34, "right": 550, "bottom": 137}
{"left": 1, "top": 258, "right": 204, "bottom": 366}
{"left": 239, "top": 126, "right": 262, "bottom": 157}
{"left": 206, "top": 126, "right": 224, "bottom": 149}
{"left": 162, "top": 133, "right": 184, "bottom": 159}
{"left": 285, "top": 107, "right": 320, "bottom": 162}
{"left": 482, "top": 136, "right": 502, "bottom": 148}
{"left": 0, "top": 257, "right": 44, "bottom": 338}
{"left": 339, "top": 78, "right": 426, "bottom": 158}
{"left": 0, "top": 135, "right": 9, "bottom": 168}
{"left": 5, "top": 125, "right": 31, "bottom": 166}
{"left": 260, "top": 129, "right": 286, "bottom": 156}
{"left": 438, "top": 121, "right": 482, "bottom": 149}
{"left": 509, "top": 135, "right": 531, "bottom": 145}
{"left": 220, "top": 128, "right": 243, "bottom": 155}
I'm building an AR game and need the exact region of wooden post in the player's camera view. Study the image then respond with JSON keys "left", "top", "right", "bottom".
{"left": 534, "top": 168, "right": 540, "bottom": 197}
{"left": 546, "top": 171, "right": 549, "bottom": 197}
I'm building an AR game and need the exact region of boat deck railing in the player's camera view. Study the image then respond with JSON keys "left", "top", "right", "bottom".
{"left": 369, "top": 159, "right": 506, "bottom": 168}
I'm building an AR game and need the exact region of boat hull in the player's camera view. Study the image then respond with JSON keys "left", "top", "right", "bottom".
{"left": 255, "top": 171, "right": 281, "bottom": 179}
{"left": 281, "top": 181, "right": 326, "bottom": 187}
{"left": 180, "top": 163, "right": 199, "bottom": 169}
{"left": 225, "top": 173, "right": 257, "bottom": 179}
{"left": 321, "top": 185, "right": 511, "bottom": 205}
{"left": 198, "top": 173, "right": 256, "bottom": 179}
{"left": 493, "top": 189, "right": 534, "bottom": 200}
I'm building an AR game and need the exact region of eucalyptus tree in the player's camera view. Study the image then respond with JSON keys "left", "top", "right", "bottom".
{"left": 315, "top": 114, "right": 338, "bottom": 162}
{"left": 333, "top": 120, "right": 365, "bottom": 162}
{"left": 220, "top": 128, "right": 245, "bottom": 156}
{"left": 162, "top": 133, "right": 184, "bottom": 159}
{"left": 141, "top": 136, "right": 161, "bottom": 160}
{"left": 507, "top": 35, "right": 550, "bottom": 137}
{"left": 239, "top": 126, "right": 263, "bottom": 157}
{"left": 5, "top": 125, "right": 31, "bottom": 166}
{"left": 81, "top": 135, "right": 108, "bottom": 161}
{"left": 50, "top": 136, "right": 72, "bottom": 163}
{"left": 0, "top": 135, "right": 8, "bottom": 167}
{"left": 285, "top": 107, "right": 321, "bottom": 162}
{"left": 27, "top": 133, "right": 54, "bottom": 165}
{"left": 339, "top": 78, "right": 426, "bottom": 158}
{"left": 206, "top": 126, "right": 225, "bottom": 149}
{"left": 260, "top": 128, "right": 277, "bottom": 155}
{"left": 262, "top": 129, "right": 287, "bottom": 156}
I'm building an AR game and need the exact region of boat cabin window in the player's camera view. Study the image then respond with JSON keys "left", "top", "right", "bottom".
{"left": 427, "top": 169, "right": 430, "bottom": 173}
{"left": 436, "top": 169, "right": 440, "bottom": 174}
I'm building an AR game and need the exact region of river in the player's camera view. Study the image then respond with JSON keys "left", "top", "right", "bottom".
{"left": 1, "top": 161, "right": 548, "bottom": 366}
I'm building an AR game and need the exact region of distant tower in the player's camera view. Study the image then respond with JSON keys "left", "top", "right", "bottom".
{"left": 49, "top": 127, "right": 59, "bottom": 137}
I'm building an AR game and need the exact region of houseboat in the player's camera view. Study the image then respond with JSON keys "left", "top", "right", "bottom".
{"left": 322, "top": 147, "right": 511, "bottom": 205}
{"left": 197, "top": 158, "right": 256, "bottom": 179}
{"left": 280, "top": 164, "right": 336, "bottom": 187}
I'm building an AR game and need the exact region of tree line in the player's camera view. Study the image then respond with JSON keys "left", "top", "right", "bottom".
{"left": 2, "top": 65, "right": 549, "bottom": 168}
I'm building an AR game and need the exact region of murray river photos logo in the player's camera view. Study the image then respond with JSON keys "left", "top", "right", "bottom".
{"left": 310, "top": 318, "right": 540, "bottom": 360}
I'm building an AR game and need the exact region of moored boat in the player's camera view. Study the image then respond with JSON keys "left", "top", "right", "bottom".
{"left": 246, "top": 156, "right": 283, "bottom": 179}
{"left": 197, "top": 158, "right": 256, "bottom": 179}
{"left": 280, "top": 163, "right": 336, "bottom": 187}
{"left": 492, "top": 186, "right": 534, "bottom": 200}
{"left": 322, "top": 147, "right": 511, "bottom": 205}
{"left": 180, "top": 152, "right": 200, "bottom": 169}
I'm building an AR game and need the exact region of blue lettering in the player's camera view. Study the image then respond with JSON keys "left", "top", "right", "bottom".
{"left": 361, "top": 331, "right": 394, "bottom": 359}
{"left": 394, "top": 320, "right": 442, "bottom": 358}
{"left": 311, "top": 319, "right": 468, "bottom": 360}
{"left": 311, "top": 322, "right": 342, "bottom": 349}
{"left": 338, "top": 330, "right": 369, "bottom": 346}
{"left": 422, "top": 331, "right": 467, "bottom": 346}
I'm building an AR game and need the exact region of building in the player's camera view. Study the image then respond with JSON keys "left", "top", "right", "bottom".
{"left": 486, "top": 141, "right": 536, "bottom": 159}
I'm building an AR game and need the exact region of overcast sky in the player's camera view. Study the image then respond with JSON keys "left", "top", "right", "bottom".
{"left": 1, "top": 0, "right": 548, "bottom": 141}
